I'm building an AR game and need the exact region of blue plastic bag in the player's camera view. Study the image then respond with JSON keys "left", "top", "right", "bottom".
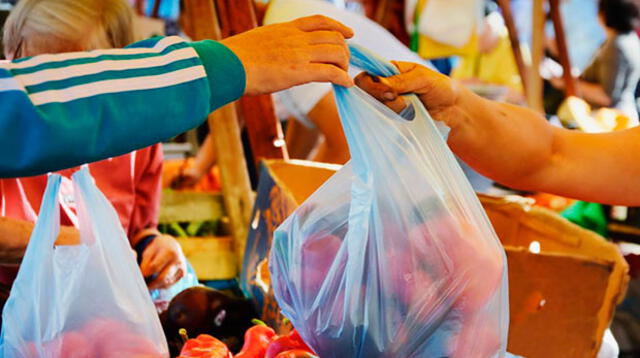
{"left": 270, "top": 45, "right": 509, "bottom": 358}
{"left": 0, "top": 167, "right": 168, "bottom": 357}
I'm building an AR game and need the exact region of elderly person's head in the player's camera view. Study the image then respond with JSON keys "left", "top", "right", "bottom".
{"left": 598, "top": 0, "right": 640, "bottom": 34}
{"left": 3, "top": 0, "right": 134, "bottom": 59}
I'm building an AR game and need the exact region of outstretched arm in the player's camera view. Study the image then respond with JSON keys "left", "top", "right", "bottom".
{"left": 357, "top": 62, "right": 640, "bottom": 206}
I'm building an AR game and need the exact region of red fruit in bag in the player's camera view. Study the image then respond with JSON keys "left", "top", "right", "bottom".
{"left": 234, "top": 323, "right": 277, "bottom": 358}
{"left": 300, "top": 233, "right": 342, "bottom": 293}
{"left": 274, "top": 349, "right": 318, "bottom": 358}
{"left": 409, "top": 219, "right": 503, "bottom": 313}
{"left": 178, "top": 334, "right": 232, "bottom": 358}
{"left": 82, "top": 318, "right": 162, "bottom": 357}
{"left": 450, "top": 312, "right": 501, "bottom": 358}
{"left": 39, "top": 331, "right": 93, "bottom": 358}
{"left": 265, "top": 329, "right": 314, "bottom": 358}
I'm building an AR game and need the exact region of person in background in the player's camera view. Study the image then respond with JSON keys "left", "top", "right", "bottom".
{"left": 450, "top": 2, "right": 525, "bottom": 104}
{"left": 550, "top": 0, "right": 640, "bottom": 120}
{"left": 0, "top": 0, "right": 189, "bottom": 311}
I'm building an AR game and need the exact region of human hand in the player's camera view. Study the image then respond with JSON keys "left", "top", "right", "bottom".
{"left": 170, "top": 166, "right": 203, "bottom": 190}
{"left": 355, "top": 61, "right": 464, "bottom": 128}
{"left": 140, "top": 235, "right": 187, "bottom": 290}
{"left": 221, "top": 15, "right": 354, "bottom": 95}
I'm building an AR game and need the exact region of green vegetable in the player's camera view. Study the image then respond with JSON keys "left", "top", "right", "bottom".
{"left": 169, "top": 222, "right": 188, "bottom": 238}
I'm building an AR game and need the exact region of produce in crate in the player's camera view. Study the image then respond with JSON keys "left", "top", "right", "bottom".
{"left": 264, "top": 328, "right": 313, "bottom": 358}
{"left": 273, "top": 350, "right": 318, "bottom": 358}
{"left": 161, "top": 286, "right": 257, "bottom": 355}
{"left": 178, "top": 332, "right": 233, "bottom": 358}
{"left": 234, "top": 322, "right": 277, "bottom": 358}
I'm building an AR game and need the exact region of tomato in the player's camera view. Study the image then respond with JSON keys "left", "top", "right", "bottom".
{"left": 234, "top": 324, "right": 276, "bottom": 358}
{"left": 264, "top": 329, "right": 314, "bottom": 358}
{"left": 274, "top": 349, "right": 318, "bottom": 358}
{"left": 178, "top": 334, "right": 232, "bottom": 358}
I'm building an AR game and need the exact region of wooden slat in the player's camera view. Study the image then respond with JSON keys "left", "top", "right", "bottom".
{"left": 209, "top": 105, "right": 254, "bottom": 270}
{"left": 529, "top": 0, "right": 546, "bottom": 112}
{"left": 151, "top": 0, "right": 162, "bottom": 19}
{"left": 159, "top": 189, "right": 225, "bottom": 223}
{"left": 181, "top": 0, "right": 255, "bottom": 271}
{"left": 496, "top": 0, "right": 529, "bottom": 98}
{"left": 549, "top": 0, "right": 577, "bottom": 97}
{"left": 134, "top": 0, "right": 145, "bottom": 16}
{"left": 180, "top": 0, "right": 220, "bottom": 40}
{"left": 214, "top": 0, "right": 288, "bottom": 165}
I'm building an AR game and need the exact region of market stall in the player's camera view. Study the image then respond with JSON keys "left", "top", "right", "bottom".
{"left": 0, "top": 0, "right": 638, "bottom": 357}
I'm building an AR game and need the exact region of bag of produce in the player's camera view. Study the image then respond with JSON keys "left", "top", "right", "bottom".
{"left": 270, "top": 45, "right": 509, "bottom": 358}
{"left": 0, "top": 167, "right": 168, "bottom": 357}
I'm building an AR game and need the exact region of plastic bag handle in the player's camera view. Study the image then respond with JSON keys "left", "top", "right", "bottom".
{"left": 20, "top": 174, "right": 62, "bottom": 261}
{"left": 348, "top": 44, "right": 400, "bottom": 78}
{"left": 72, "top": 166, "right": 134, "bottom": 254}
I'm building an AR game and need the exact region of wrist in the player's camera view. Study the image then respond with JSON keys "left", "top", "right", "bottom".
{"left": 189, "top": 40, "right": 246, "bottom": 110}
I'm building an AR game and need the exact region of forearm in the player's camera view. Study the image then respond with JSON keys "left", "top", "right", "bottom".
{"left": 193, "top": 135, "right": 217, "bottom": 175}
{"left": 0, "top": 217, "right": 79, "bottom": 264}
{"left": 450, "top": 88, "right": 640, "bottom": 205}
{"left": 577, "top": 80, "right": 612, "bottom": 107}
{"left": 0, "top": 37, "right": 244, "bottom": 178}
{"left": 446, "top": 87, "right": 557, "bottom": 190}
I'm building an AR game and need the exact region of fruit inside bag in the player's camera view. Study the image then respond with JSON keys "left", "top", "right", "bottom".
{"left": 270, "top": 45, "right": 509, "bottom": 358}
{"left": 0, "top": 167, "right": 168, "bottom": 357}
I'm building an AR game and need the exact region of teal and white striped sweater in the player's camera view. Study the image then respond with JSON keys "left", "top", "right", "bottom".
{"left": 0, "top": 36, "right": 245, "bottom": 178}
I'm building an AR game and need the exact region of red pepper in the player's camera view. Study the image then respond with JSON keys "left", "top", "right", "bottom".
{"left": 274, "top": 349, "right": 318, "bottom": 358}
{"left": 178, "top": 334, "right": 232, "bottom": 358}
{"left": 265, "top": 329, "right": 313, "bottom": 358}
{"left": 234, "top": 322, "right": 277, "bottom": 358}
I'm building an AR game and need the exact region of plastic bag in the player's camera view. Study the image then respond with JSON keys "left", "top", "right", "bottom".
{"left": 270, "top": 45, "right": 509, "bottom": 358}
{"left": 0, "top": 167, "right": 169, "bottom": 357}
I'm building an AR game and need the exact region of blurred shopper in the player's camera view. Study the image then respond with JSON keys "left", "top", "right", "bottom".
{"left": 0, "top": 0, "right": 188, "bottom": 316}
{"left": 550, "top": 0, "right": 640, "bottom": 120}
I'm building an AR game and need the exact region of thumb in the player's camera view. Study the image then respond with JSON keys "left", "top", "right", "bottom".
{"left": 383, "top": 62, "right": 457, "bottom": 108}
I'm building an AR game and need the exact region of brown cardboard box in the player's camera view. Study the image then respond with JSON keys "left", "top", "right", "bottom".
{"left": 241, "top": 160, "right": 629, "bottom": 357}
{"left": 480, "top": 195, "right": 629, "bottom": 357}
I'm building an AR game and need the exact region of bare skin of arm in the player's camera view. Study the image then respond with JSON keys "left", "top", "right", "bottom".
{"left": 357, "top": 62, "right": 640, "bottom": 206}
{"left": 0, "top": 217, "right": 80, "bottom": 264}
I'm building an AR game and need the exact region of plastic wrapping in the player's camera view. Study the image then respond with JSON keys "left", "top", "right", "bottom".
{"left": 0, "top": 167, "right": 168, "bottom": 357}
{"left": 270, "top": 45, "right": 509, "bottom": 357}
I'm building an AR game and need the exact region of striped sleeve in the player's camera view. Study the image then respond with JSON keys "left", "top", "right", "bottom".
{"left": 0, "top": 36, "right": 245, "bottom": 178}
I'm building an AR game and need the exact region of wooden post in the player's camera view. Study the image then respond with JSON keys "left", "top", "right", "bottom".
{"left": 529, "top": 0, "right": 546, "bottom": 112}
{"left": 151, "top": 0, "right": 162, "bottom": 19}
{"left": 181, "top": 0, "right": 254, "bottom": 271}
{"left": 549, "top": 0, "right": 577, "bottom": 97}
{"left": 496, "top": 0, "right": 529, "bottom": 98}
{"left": 134, "top": 0, "right": 146, "bottom": 16}
{"left": 214, "top": 0, "right": 288, "bottom": 166}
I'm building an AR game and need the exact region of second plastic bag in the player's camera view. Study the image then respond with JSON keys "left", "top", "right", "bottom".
{"left": 270, "top": 45, "right": 509, "bottom": 358}
{"left": 0, "top": 167, "right": 168, "bottom": 357}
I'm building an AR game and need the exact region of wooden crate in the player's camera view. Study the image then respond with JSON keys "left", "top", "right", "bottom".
{"left": 160, "top": 189, "right": 236, "bottom": 280}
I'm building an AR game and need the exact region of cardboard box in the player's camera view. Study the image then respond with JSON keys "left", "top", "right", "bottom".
{"left": 241, "top": 160, "right": 629, "bottom": 357}
{"left": 480, "top": 195, "right": 629, "bottom": 357}
{"left": 240, "top": 160, "right": 339, "bottom": 329}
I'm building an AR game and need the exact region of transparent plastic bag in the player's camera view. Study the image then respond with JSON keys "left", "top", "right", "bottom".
{"left": 270, "top": 45, "right": 509, "bottom": 358}
{"left": 0, "top": 167, "right": 168, "bottom": 357}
